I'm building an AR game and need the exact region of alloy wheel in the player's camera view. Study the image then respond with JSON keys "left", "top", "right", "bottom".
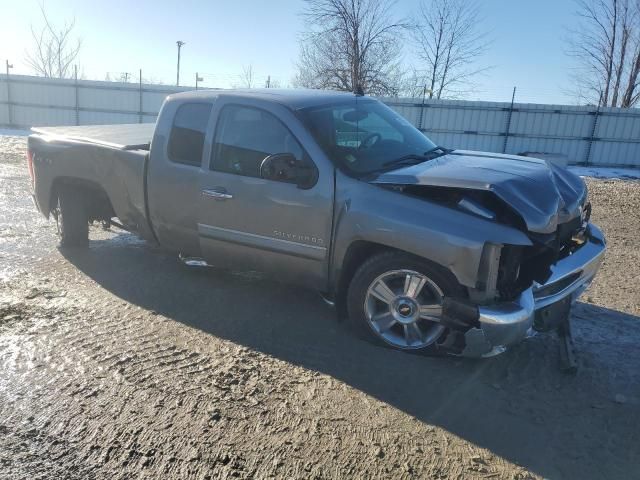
{"left": 364, "top": 269, "right": 445, "bottom": 349}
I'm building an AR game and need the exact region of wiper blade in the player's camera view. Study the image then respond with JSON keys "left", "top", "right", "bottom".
{"left": 382, "top": 154, "right": 429, "bottom": 167}
{"left": 381, "top": 146, "right": 450, "bottom": 168}
{"left": 424, "top": 146, "right": 452, "bottom": 155}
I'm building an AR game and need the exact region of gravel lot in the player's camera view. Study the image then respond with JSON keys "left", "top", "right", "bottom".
{"left": 1, "top": 134, "right": 639, "bottom": 479}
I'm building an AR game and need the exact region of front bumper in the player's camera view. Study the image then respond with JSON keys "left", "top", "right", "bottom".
{"left": 462, "top": 223, "right": 606, "bottom": 357}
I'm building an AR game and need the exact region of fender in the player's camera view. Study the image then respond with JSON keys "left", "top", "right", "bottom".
{"left": 330, "top": 173, "right": 532, "bottom": 290}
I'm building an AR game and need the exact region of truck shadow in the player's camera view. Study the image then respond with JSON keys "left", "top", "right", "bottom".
{"left": 61, "top": 235, "right": 640, "bottom": 480}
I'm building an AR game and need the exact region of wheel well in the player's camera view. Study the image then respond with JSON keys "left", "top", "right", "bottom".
{"left": 334, "top": 241, "right": 468, "bottom": 317}
{"left": 334, "top": 241, "right": 396, "bottom": 315}
{"left": 50, "top": 177, "right": 116, "bottom": 223}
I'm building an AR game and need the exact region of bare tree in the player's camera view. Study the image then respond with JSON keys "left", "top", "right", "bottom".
{"left": 265, "top": 77, "right": 283, "bottom": 88}
{"left": 118, "top": 72, "right": 132, "bottom": 83}
{"left": 233, "top": 64, "right": 254, "bottom": 88}
{"left": 398, "top": 69, "right": 434, "bottom": 98}
{"left": 411, "top": 0, "right": 490, "bottom": 99}
{"left": 294, "top": 0, "right": 407, "bottom": 96}
{"left": 25, "top": 4, "right": 81, "bottom": 79}
{"left": 105, "top": 72, "right": 134, "bottom": 83}
{"left": 568, "top": 0, "right": 640, "bottom": 107}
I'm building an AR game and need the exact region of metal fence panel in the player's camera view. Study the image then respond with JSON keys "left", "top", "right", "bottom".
{"left": 1, "top": 74, "right": 639, "bottom": 168}
{"left": 591, "top": 140, "right": 640, "bottom": 166}
{"left": 507, "top": 137, "right": 587, "bottom": 161}
{"left": 13, "top": 105, "right": 76, "bottom": 126}
{"left": 79, "top": 86, "right": 138, "bottom": 113}
{"left": 11, "top": 79, "right": 76, "bottom": 108}
{"left": 78, "top": 110, "right": 140, "bottom": 125}
{"left": 144, "top": 90, "right": 174, "bottom": 114}
{"left": 510, "top": 108, "right": 588, "bottom": 138}
{"left": 597, "top": 112, "right": 640, "bottom": 140}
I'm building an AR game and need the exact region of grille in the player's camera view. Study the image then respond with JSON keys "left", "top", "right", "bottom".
{"left": 497, "top": 210, "right": 589, "bottom": 301}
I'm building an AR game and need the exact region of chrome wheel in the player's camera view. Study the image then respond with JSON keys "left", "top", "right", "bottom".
{"left": 364, "top": 269, "right": 445, "bottom": 349}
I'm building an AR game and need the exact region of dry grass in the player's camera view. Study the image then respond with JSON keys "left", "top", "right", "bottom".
{"left": 584, "top": 179, "right": 640, "bottom": 315}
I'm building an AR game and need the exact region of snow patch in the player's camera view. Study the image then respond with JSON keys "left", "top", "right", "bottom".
{"left": 0, "top": 128, "right": 31, "bottom": 137}
{"left": 569, "top": 166, "right": 640, "bottom": 180}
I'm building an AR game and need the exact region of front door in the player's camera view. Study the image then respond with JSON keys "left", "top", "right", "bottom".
{"left": 197, "top": 101, "right": 334, "bottom": 290}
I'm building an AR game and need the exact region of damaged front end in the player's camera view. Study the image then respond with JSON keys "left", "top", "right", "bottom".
{"left": 438, "top": 220, "right": 606, "bottom": 360}
{"left": 370, "top": 152, "right": 606, "bottom": 362}
{"left": 430, "top": 223, "right": 606, "bottom": 359}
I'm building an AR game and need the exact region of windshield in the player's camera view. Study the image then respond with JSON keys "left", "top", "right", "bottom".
{"left": 298, "top": 98, "right": 439, "bottom": 176}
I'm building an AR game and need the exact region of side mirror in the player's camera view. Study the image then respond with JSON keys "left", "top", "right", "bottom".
{"left": 259, "top": 153, "right": 317, "bottom": 189}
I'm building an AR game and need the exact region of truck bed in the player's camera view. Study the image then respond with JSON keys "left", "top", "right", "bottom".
{"left": 28, "top": 124, "right": 156, "bottom": 243}
{"left": 31, "top": 123, "right": 155, "bottom": 150}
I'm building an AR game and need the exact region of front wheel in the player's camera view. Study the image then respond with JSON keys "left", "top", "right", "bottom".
{"left": 346, "top": 252, "right": 463, "bottom": 353}
{"left": 54, "top": 187, "right": 89, "bottom": 248}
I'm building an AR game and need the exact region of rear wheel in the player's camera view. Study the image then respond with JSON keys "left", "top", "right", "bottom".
{"left": 54, "top": 187, "right": 89, "bottom": 248}
{"left": 347, "top": 252, "right": 463, "bottom": 353}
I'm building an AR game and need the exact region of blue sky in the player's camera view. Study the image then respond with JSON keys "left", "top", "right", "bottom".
{"left": 1, "top": 0, "right": 578, "bottom": 104}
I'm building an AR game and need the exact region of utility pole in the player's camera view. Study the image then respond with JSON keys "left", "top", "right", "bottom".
{"left": 195, "top": 72, "right": 203, "bottom": 90}
{"left": 266, "top": 75, "right": 271, "bottom": 88}
{"left": 176, "top": 40, "right": 185, "bottom": 86}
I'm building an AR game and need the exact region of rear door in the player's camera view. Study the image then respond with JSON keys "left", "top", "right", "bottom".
{"left": 147, "top": 101, "right": 213, "bottom": 255}
{"left": 197, "top": 98, "right": 334, "bottom": 290}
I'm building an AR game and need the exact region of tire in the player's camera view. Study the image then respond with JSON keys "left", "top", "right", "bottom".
{"left": 55, "top": 187, "right": 89, "bottom": 248}
{"left": 346, "top": 251, "right": 464, "bottom": 354}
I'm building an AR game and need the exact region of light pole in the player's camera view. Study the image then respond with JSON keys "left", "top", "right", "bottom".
{"left": 176, "top": 40, "right": 185, "bottom": 86}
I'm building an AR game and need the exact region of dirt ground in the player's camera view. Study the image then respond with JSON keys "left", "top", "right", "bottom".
{"left": 1, "top": 134, "right": 639, "bottom": 480}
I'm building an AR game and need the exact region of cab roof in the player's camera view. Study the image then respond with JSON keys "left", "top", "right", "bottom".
{"left": 167, "top": 88, "right": 371, "bottom": 110}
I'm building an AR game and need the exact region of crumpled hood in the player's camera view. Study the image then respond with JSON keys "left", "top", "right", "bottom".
{"left": 371, "top": 150, "right": 587, "bottom": 234}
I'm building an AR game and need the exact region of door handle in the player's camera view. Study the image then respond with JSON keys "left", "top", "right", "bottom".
{"left": 202, "top": 188, "right": 233, "bottom": 200}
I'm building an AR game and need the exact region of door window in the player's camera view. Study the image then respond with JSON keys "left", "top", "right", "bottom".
{"left": 168, "top": 103, "right": 212, "bottom": 167}
{"left": 211, "top": 105, "right": 307, "bottom": 179}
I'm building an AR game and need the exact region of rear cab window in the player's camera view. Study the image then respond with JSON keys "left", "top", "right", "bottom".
{"left": 168, "top": 103, "right": 213, "bottom": 167}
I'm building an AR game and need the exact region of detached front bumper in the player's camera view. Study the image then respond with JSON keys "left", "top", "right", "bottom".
{"left": 461, "top": 223, "right": 606, "bottom": 357}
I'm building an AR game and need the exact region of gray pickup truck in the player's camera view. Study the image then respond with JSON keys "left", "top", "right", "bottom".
{"left": 27, "top": 89, "right": 605, "bottom": 363}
